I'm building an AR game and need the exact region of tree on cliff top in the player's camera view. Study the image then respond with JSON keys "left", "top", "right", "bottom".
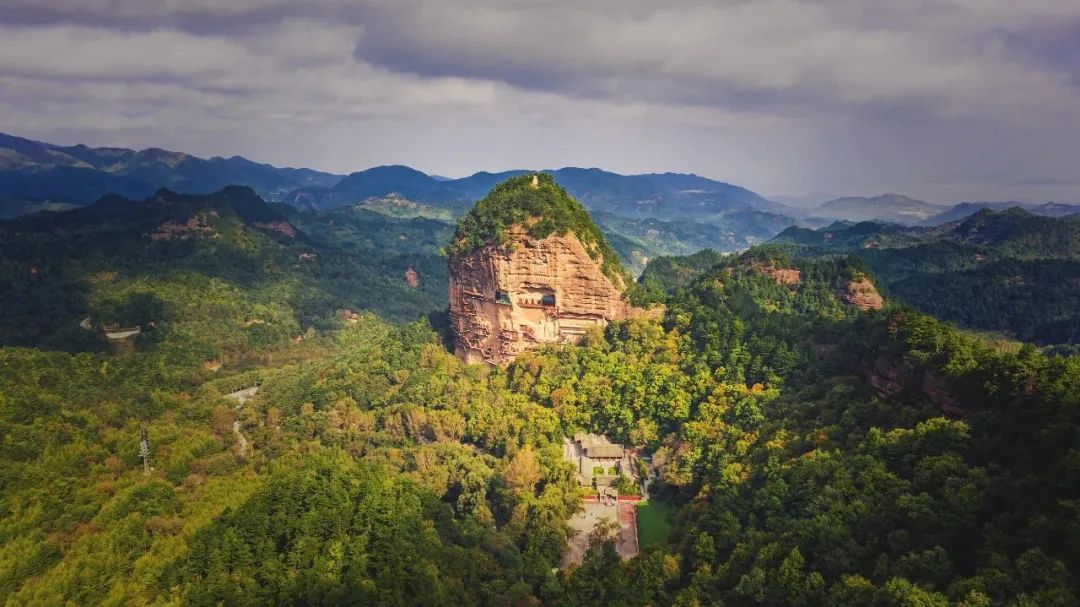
{"left": 448, "top": 173, "right": 630, "bottom": 286}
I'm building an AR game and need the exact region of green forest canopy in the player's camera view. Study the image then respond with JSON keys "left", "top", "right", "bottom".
{"left": 770, "top": 209, "right": 1080, "bottom": 344}
{"left": 2, "top": 190, "right": 1080, "bottom": 605}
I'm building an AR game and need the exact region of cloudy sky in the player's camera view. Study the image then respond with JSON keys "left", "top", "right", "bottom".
{"left": 1, "top": 0, "right": 1078, "bottom": 203}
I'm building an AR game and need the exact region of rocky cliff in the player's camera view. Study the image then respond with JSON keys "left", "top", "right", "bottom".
{"left": 448, "top": 174, "right": 643, "bottom": 365}
{"left": 842, "top": 276, "right": 884, "bottom": 311}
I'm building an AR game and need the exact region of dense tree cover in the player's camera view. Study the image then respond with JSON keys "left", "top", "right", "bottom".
{"left": 947, "top": 208, "right": 1080, "bottom": 259}
{"left": 0, "top": 317, "right": 586, "bottom": 605}
{"left": 0, "top": 187, "right": 447, "bottom": 353}
{"left": 773, "top": 221, "right": 919, "bottom": 249}
{"left": 631, "top": 248, "right": 731, "bottom": 304}
{"left": 882, "top": 258, "right": 1080, "bottom": 343}
{"left": 3, "top": 195, "right": 1080, "bottom": 605}
{"left": 285, "top": 203, "right": 452, "bottom": 259}
{"left": 495, "top": 250, "right": 1080, "bottom": 605}
{"left": 772, "top": 209, "right": 1080, "bottom": 343}
{"left": 448, "top": 174, "right": 629, "bottom": 286}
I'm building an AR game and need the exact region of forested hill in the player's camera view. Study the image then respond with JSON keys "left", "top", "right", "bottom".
{"left": 0, "top": 186, "right": 448, "bottom": 353}
{"left": 449, "top": 173, "right": 629, "bottom": 284}
{"left": 768, "top": 209, "right": 1080, "bottom": 344}
{"left": 3, "top": 232, "right": 1079, "bottom": 604}
{"left": 620, "top": 252, "right": 1080, "bottom": 605}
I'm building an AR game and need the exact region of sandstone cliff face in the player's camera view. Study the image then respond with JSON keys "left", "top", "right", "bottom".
{"left": 752, "top": 262, "right": 801, "bottom": 286}
{"left": 842, "top": 277, "right": 884, "bottom": 311}
{"left": 449, "top": 226, "right": 637, "bottom": 365}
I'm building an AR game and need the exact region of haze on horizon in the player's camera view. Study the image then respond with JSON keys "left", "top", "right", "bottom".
{"left": 1, "top": 0, "right": 1078, "bottom": 204}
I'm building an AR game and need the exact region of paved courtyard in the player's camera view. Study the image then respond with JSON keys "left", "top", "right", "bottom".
{"left": 562, "top": 499, "right": 639, "bottom": 567}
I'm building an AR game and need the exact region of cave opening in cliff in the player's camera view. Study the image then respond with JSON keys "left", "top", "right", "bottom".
{"left": 518, "top": 286, "right": 557, "bottom": 308}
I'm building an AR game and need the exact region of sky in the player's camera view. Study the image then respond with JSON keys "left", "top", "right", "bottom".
{"left": 0, "top": 0, "right": 1078, "bottom": 204}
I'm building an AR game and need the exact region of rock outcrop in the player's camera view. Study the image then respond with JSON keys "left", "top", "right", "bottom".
{"left": 754, "top": 263, "right": 801, "bottom": 286}
{"left": 448, "top": 174, "right": 645, "bottom": 365}
{"left": 841, "top": 276, "right": 884, "bottom": 311}
{"left": 253, "top": 221, "right": 296, "bottom": 237}
{"left": 149, "top": 213, "right": 215, "bottom": 241}
{"left": 450, "top": 226, "right": 638, "bottom": 365}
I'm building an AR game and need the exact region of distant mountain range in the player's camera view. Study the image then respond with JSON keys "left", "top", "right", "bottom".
{"left": 0, "top": 132, "right": 342, "bottom": 210}
{"left": 0, "top": 133, "right": 797, "bottom": 265}
{"left": 805, "top": 193, "right": 943, "bottom": 224}
{"left": 796, "top": 194, "right": 1080, "bottom": 227}
{"left": 0, "top": 132, "right": 781, "bottom": 222}
{"left": 768, "top": 192, "right": 839, "bottom": 208}
{"left": 775, "top": 206, "right": 1080, "bottom": 257}
{"left": 2, "top": 131, "right": 1077, "bottom": 251}
{"left": 285, "top": 164, "right": 782, "bottom": 220}
{"left": 920, "top": 201, "right": 1080, "bottom": 225}
{"left": 286, "top": 164, "right": 796, "bottom": 272}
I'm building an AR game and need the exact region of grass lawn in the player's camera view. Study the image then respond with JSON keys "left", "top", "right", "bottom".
{"left": 636, "top": 499, "right": 676, "bottom": 548}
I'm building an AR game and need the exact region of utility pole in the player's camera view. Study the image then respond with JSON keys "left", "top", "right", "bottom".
{"left": 139, "top": 426, "right": 150, "bottom": 475}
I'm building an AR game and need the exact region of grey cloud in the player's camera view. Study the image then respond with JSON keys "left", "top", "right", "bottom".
{"left": 4, "top": 0, "right": 1076, "bottom": 115}
{"left": 0, "top": 0, "right": 1078, "bottom": 202}
{"left": 348, "top": 1, "right": 1080, "bottom": 117}
{"left": 0, "top": 0, "right": 339, "bottom": 33}
{"left": 1001, "top": 18, "right": 1080, "bottom": 83}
